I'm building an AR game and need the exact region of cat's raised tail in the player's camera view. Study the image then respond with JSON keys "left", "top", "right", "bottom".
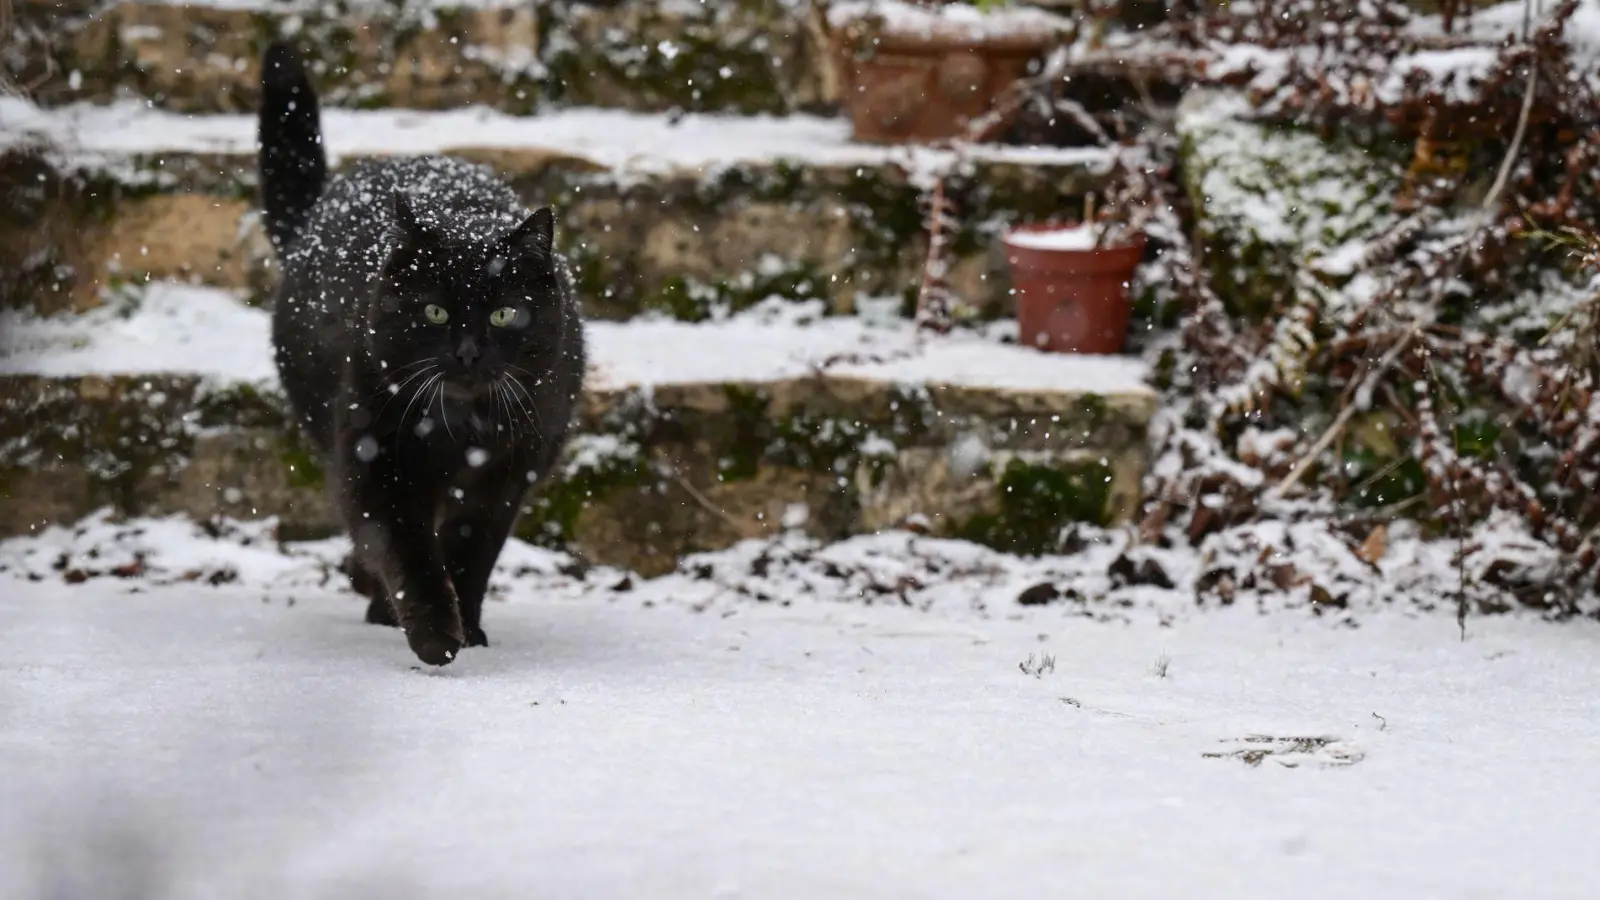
{"left": 257, "top": 42, "right": 327, "bottom": 257}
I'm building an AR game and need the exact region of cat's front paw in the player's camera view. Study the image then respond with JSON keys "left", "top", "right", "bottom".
{"left": 406, "top": 623, "right": 465, "bottom": 666}
{"left": 401, "top": 607, "right": 465, "bottom": 666}
{"left": 464, "top": 625, "right": 489, "bottom": 648}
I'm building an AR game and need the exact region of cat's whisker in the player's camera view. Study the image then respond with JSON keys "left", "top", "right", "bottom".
{"left": 491, "top": 380, "right": 511, "bottom": 440}
{"left": 375, "top": 365, "right": 437, "bottom": 416}
{"left": 398, "top": 372, "right": 440, "bottom": 440}
{"left": 505, "top": 364, "right": 552, "bottom": 389}
{"left": 366, "top": 359, "right": 436, "bottom": 397}
{"left": 504, "top": 374, "right": 545, "bottom": 440}
{"left": 496, "top": 377, "right": 525, "bottom": 437}
{"left": 497, "top": 380, "right": 521, "bottom": 440}
{"left": 502, "top": 374, "right": 541, "bottom": 440}
{"left": 388, "top": 357, "right": 437, "bottom": 375}
{"left": 436, "top": 381, "right": 456, "bottom": 443}
{"left": 488, "top": 381, "right": 500, "bottom": 437}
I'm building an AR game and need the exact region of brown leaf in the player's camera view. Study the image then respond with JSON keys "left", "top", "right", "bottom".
{"left": 1017, "top": 582, "right": 1062, "bottom": 607}
{"left": 1267, "top": 563, "right": 1309, "bottom": 591}
{"left": 1309, "top": 584, "right": 1347, "bottom": 609}
{"left": 1138, "top": 503, "right": 1171, "bottom": 545}
{"left": 1186, "top": 506, "right": 1217, "bottom": 546}
{"left": 1356, "top": 524, "right": 1389, "bottom": 566}
{"left": 1195, "top": 568, "right": 1237, "bottom": 606}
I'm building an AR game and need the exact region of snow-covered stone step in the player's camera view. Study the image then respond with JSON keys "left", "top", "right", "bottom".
{"left": 0, "top": 284, "right": 1156, "bottom": 574}
{"left": 18, "top": 0, "right": 829, "bottom": 117}
{"left": 0, "top": 98, "right": 1114, "bottom": 317}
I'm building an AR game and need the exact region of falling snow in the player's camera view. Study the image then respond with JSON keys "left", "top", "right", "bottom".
{"left": 7, "top": 1, "right": 1600, "bottom": 894}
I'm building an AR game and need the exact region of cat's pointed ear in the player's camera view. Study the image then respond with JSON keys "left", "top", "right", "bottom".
{"left": 506, "top": 206, "right": 555, "bottom": 260}
{"left": 391, "top": 190, "right": 427, "bottom": 244}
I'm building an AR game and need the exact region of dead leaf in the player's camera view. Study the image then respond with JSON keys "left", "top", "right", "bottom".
{"left": 1195, "top": 568, "right": 1237, "bottom": 606}
{"left": 1356, "top": 523, "right": 1389, "bottom": 565}
{"left": 1267, "top": 563, "right": 1309, "bottom": 591}
{"left": 1138, "top": 503, "right": 1171, "bottom": 545}
{"left": 1309, "top": 584, "right": 1347, "bottom": 609}
{"left": 1017, "top": 582, "right": 1062, "bottom": 606}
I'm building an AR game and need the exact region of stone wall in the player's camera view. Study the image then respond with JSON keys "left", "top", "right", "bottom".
{"left": 0, "top": 372, "right": 1156, "bottom": 574}
{"left": 13, "top": 0, "right": 832, "bottom": 116}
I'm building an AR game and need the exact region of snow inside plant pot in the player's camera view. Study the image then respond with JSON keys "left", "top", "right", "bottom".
{"left": 1002, "top": 222, "right": 1145, "bottom": 355}
{"left": 823, "top": 0, "right": 1073, "bottom": 144}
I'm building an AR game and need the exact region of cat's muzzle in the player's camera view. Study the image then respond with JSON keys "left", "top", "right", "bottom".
{"left": 441, "top": 378, "right": 494, "bottom": 403}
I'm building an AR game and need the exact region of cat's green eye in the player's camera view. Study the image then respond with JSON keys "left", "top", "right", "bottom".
{"left": 423, "top": 304, "right": 449, "bottom": 325}
{"left": 489, "top": 307, "right": 518, "bottom": 328}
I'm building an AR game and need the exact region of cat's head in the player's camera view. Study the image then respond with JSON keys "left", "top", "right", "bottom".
{"left": 366, "top": 192, "right": 568, "bottom": 413}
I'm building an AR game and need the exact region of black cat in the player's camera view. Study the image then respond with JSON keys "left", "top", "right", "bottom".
{"left": 258, "top": 43, "right": 586, "bottom": 666}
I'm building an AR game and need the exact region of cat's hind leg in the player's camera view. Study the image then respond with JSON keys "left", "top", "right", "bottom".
{"left": 363, "top": 595, "right": 399, "bottom": 627}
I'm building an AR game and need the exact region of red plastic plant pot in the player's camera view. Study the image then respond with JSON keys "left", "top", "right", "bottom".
{"left": 1003, "top": 223, "right": 1146, "bottom": 355}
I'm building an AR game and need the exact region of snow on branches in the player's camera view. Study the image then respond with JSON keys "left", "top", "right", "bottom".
{"left": 1138, "top": 0, "right": 1600, "bottom": 611}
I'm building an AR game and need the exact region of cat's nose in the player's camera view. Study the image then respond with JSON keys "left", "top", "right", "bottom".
{"left": 455, "top": 337, "right": 480, "bottom": 368}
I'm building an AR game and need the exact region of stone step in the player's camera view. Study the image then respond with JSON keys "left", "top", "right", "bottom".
{"left": 0, "top": 98, "right": 1115, "bottom": 318}
{"left": 13, "top": 0, "right": 1499, "bottom": 122}
{"left": 0, "top": 283, "right": 1157, "bottom": 575}
{"left": 15, "top": 0, "right": 833, "bottom": 117}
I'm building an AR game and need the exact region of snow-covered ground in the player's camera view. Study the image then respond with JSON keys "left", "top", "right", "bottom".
{"left": 3, "top": 516, "right": 1598, "bottom": 898}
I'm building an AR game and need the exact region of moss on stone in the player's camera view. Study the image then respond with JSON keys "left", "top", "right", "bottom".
{"left": 517, "top": 442, "right": 652, "bottom": 547}
{"left": 837, "top": 166, "right": 925, "bottom": 271}
{"left": 1179, "top": 97, "right": 1404, "bottom": 320}
{"left": 192, "top": 382, "right": 288, "bottom": 430}
{"left": 717, "top": 385, "right": 771, "bottom": 482}
{"left": 640, "top": 261, "right": 831, "bottom": 322}
{"left": 2, "top": 365, "right": 1154, "bottom": 567}
{"left": 713, "top": 160, "right": 809, "bottom": 206}
{"left": 1078, "top": 393, "right": 1110, "bottom": 432}
{"left": 643, "top": 276, "right": 714, "bottom": 322}
{"left": 560, "top": 237, "right": 636, "bottom": 321}
{"left": 545, "top": 29, "right": 787, "bottom": 114}
{"left": 9, "top": 378, "right": 197, "bottom": 515}
{"left": 279, "top": 437, "right": 325, "bottom": 491}
{"left": 768, "top": 412, "right": 869, "bottom": 476}
{"left": 720, "top": 381, "right": 938, "bottom": 483}
{"left": 953, "top": 457, "right": 1114, "bottom": 554}
{"left": 538, "top": 1, "right": 801, "bottom": 114}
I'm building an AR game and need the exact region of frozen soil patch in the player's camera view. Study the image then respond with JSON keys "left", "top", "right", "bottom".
{"left": 1203, "top": 735, "right": 1366, "bottom": 769}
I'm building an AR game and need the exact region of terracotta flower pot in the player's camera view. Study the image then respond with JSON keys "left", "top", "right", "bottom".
{"left": 824, "top": 4, "right": 1069, "bottom": 144}
{"left": 1003, "top": 223, "right": 1145, "bottom": 355}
